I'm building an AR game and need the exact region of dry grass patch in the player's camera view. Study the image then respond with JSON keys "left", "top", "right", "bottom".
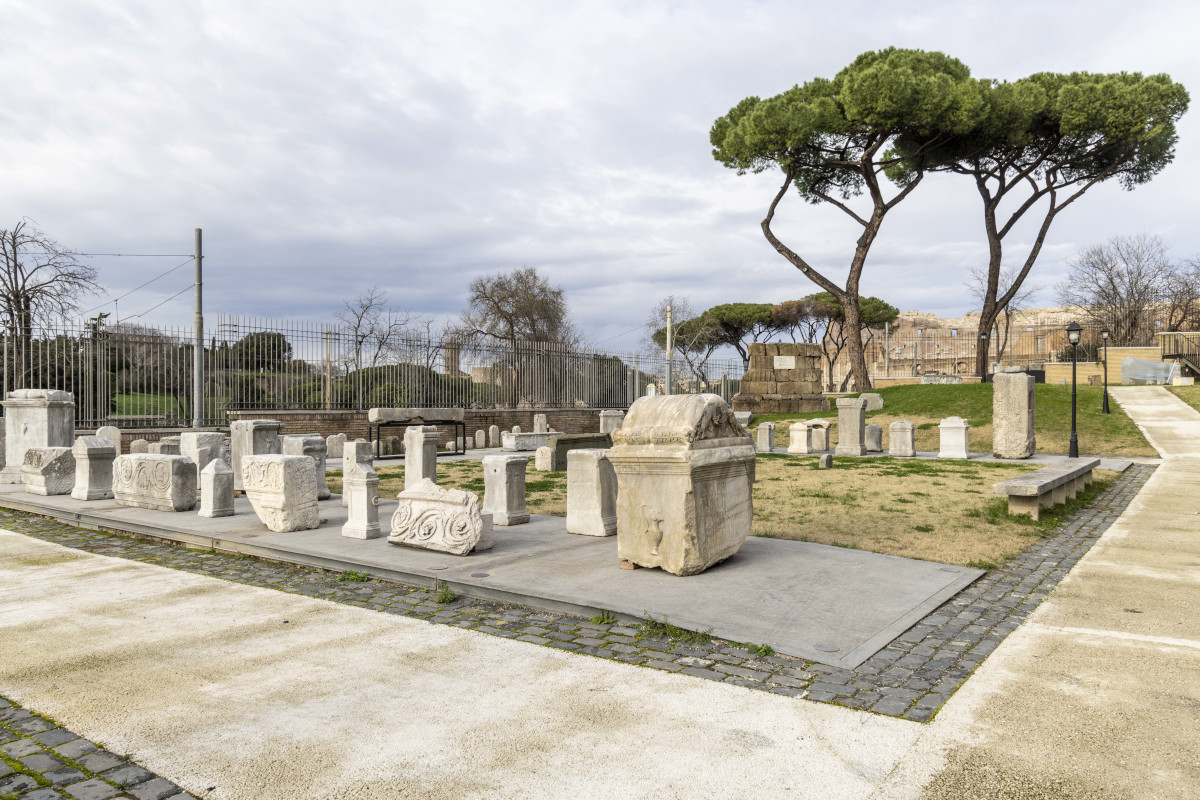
{"left": 1167, "top": 385, "right": 1200, "bottom": 413}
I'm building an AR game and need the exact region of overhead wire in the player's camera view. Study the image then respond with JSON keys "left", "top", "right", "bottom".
{"left": 78, "top": 256, "right": 195, "bottom": 316}
{"left": 593, "top": 321, "right": 653, "bottom": 346}
{"left": 122, "top": 283, "right": 194, "bottom": 322}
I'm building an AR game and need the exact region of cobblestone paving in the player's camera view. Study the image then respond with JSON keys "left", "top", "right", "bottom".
{"left": 0, "top": 696, "right": 196, "bottom": 800}
{"left": 1, "top": 464, "right": 1152, "bottom": 727}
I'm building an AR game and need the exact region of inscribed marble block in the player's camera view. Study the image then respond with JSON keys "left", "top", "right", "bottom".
{"left": 97, "top": 426, "right": 122, "bottom": 451}
{"left": 241, "top": 454, "right": 319, "bottom": 532}
{"left": 71, "top": 436, "right": 116, "bottom": 501}
{"left": 1, "top": 389, "right": 74, "bottom": 484}
{"left": 501, "top": 431, "right": 551, "bottom": 451}
{"left": 482, "top": 454, "right": 529, "bottom": 526}
{"left": 403, "top": 425, "right": 439, "bottom": 489}
{"left": 198, "top": 459, "right": 234, "bottom": 518}
{"left": 23, "top": 447, "right": 75, "bottom": 495}
{"left": 835, "top": 398, "right": 867, "bottom": 456}
{"left": 808, "top": 419, "right": 830, "bottom": 451}
{"left": 865, "top": 423, "right": 883, "bottom": 452}
{"left": 326, "top": 433, "right": 346, "bottom": 460}
{"left": 282, "top": 434, "right": 330, "bottom": 500}
{"left": 860, "top": 393, "right": 884, "bottom": 412}
{"left": 889, "top": 421, "right": 916, "bottom": 458}
{"left": 756, "top": 422, "right": 775, "bottom": 453}
{"left": 130, "top": 439, "right": 149, "bottom": 454}
{"left": 341, "top": 461, "right": 382, "bottom": 539}
{"left": 533, "top": 413, "right": 549, "bottom": 434}
{"left": 388, "top": 478, "right": 493, "bottom": 554}
{"left": 938, "top": 417, "right": 971, "bottom": 460}
{"left": 341, "top": 439, "right": 374, "bottom": 507}
{"left": 787, "top": 421, "right": 811, "bottom": 454}
{"left": 475, "top": 429, "right": 486, "bottom": 449}
{"left": 535, "top": 446, "right": 555, "bottom": 471}
{"left": 488, "top": 425, "right": 500, "bottom": 448}
{"left": 733, "top": 411, "right": 753, "bottom": 429}
{"left": 230, "top": 419, "right": 282, "bottom": 491}
{"left": 992, "top": 372, "right": 1036, "bottom": 459}
{"left": 599, "top": 410, "right": 624, "bottom": 434}
{"left": 606, "top": 394, "right": 755, "bottom": 576}
{"left": 181, "top": 432, "right": 225, "bottom": 498}
{"left": 566, "top": 448, "right": 616, "bottom": 537}
{"left": 113, "top": 454, "right": 197, "bottom": 511}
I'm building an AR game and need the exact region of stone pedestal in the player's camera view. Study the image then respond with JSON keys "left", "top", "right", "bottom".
{"left": 889, "top": 421, "right": 916, "bottom": 458}
{"left": 96, "top": 426, "right": 122, "bottom": 452}
{"left": 606, "top": 394, "right": 755, "bottom": 576}
{"left": 342, "top": 440, "right": 374, "bottom": 506}
{"left": 533, "top": 413, "right": 549, "bottom": 433}
{"left": 181, "top": 432, "right": 225, "bottom": 500}
{"left": 566, "top": 449, "right": 617, "bottom": 537}
{"left": 993, "top": 372, "right": 1036, "bottom": 459}
{"left": 755, "top": 423, "right": 775, "bottom": 453}
{"left": 865, "top": 423, "right": 883, "bottom": 453}
{"left": 488, "top": 425, "right": 500, "bottom": 448}
{"left": 835, "top": 398, "right": 867, "bottom": 456}
{"left": 283, "top": 434, "right": 330, "bottom": 500}
{"left": 938, "top": 417, "right": 971, "bottom": 460}
{"left": 231, "top": 420, "right": 282, "bottom": 491}
{"left": 808, "top": 419, "right": 830, "bottom": 451}
{"left": 599, "top": 410, "right": 625, "bottom": 434}
{"left": 113, "top": 454, "right": 197, "bottom": 511}
{"left": 342, "top": 461, "right": 382, "bottom": 539}
{"left": 389, "top": 479, "right": 493, "bottom": 554}
{"left": 1, "top": 390, "right": 74, "bottom": 484}
{"left": 199, "top": 459, "right": 234, "bottom": 518}
{"left": 535, "top": 446, "right": 556, "bottom": 471}
{"left": 731, "top": 343, "right": 826, "bottom": 414}
{"left": 241, "top": 454, "right": 319, "bottom": 532}
{"left": 786, "top": 421, "right": 810, "bottom": 454}
{"left": 482, "top": 454, "right": 529, "bottom": 526}
{"left": 403, "top": 425, "right": 439, "bottom": 489}
{"left": 23, "top": 447, "right": 75, "bottom": 496}
{"left": 71, "top": 436, "right": 116, "bottom": 500}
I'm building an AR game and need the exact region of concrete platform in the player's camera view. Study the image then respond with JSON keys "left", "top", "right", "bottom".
{"left": 0, "top": 485, "right": 981, "bottom": 669}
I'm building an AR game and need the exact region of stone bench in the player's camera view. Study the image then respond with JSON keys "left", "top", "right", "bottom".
{"left": 993, "top": 458, "right": 1100, "bottom": 521}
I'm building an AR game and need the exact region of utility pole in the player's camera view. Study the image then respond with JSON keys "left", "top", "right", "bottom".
{"left": 192, "top": 228, "right": 204, "bottom": 428}
{"left": 664, "top": 300, "right": 673, "bottom": 396}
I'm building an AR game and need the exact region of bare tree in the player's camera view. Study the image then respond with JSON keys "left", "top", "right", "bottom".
{"left": 458, "top": 266, "right": 580, "bottom": 346}
{"left": 1163, "top": 257, "right": 1200, "bottom": 332}
{"left": 334, "top": 286, "right": 427, "bottom": 372}
{"left": 1056, "top": 234, "right": 1175, "bottom": 344}
{"left": 643, "top": 296, "right": 723, "bottom": 386}
{"left": 966, "top": 266, "right": 1039, "bottom": 364}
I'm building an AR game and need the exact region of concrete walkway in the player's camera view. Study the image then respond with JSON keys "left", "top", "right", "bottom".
{"left": 916, "top": 386, "right": 1200, "bottom": 798}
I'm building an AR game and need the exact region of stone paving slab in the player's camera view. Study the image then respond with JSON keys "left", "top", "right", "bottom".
{"left": 0, "top": 485, "right": 980, "bottom": 669}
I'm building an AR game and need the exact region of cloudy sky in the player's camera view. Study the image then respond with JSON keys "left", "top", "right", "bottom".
{"left": 3, "top": 0, "right": 1198, "bottom": 351}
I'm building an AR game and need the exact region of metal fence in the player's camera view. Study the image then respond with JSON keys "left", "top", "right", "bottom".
{"left": 0, "top": 315, "right": 745, "bottom": 428}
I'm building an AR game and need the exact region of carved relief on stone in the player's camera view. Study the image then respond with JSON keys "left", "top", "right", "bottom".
{"left": 241, "top": 454, "right": 319, "bottom": 532}
{"left": 388, "top": 478, "right": 492, "bottom": 555}
{"left": 112, "top": 454, "right": 197, "bottom": 512}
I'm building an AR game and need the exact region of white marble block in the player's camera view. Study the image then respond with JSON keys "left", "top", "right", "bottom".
{"left": 1, "top": 389, "right": 74, "bottom": 484}
{"left": 199, "top": 459, "right": 234, "bottom": 518}
{"left": 241, "top": 454, "right": 319, "bottom": 532}
{"left": 475, "top": 429, "right": 486, "bottom": 449}
{"left": 733, "top": 410, "right": 753, "bottom": 429}
{"left": 22, "top": 447, "right": 75, "bottom": 495}
{"left": 488, "top": 425, "right": 500, "bottom": 448}
{"left": 533, "top": 413, "right": 549, "bottom": 434}
{"left": 230, "top": 419, "right": 283, "bottom": 491}
{"left": 181, "top": 432, "right": 225, "bottom": 499}
{"left": 282, "top": 434, "right": 330, "bottom": 500}
{"left": 342, "top": 439, "right": 374, "bottom": 507}
{"left": 501, "top": 431, "right": 552, "bottom": 452}
{"left": 113, "top": 454, "right": 197, "bottom": 511}
{"left": 865, "top": 423, "right": 883, "bottom": 453}
{"left": 993, "top": 372, "right": 1036, "bottom": 459}
{"left": 342, "top": 460, "right": 382, "bottom": 539}
{"left": 534, "top": 446, "right": 556, "bottom": 471}
{"left": 607, "top": 394, "right": 755, "bottom": 576}
{"left": 482, "top": 454, "right": 529, "bottom": 526}
{"left": 860, "top": 393, "right": 884, "bottom": 412}
{"left": 71, "top": 436, "right": 116, "bottom": 501}
{"left": 835, "top": 397, "right": 867, "bottom": 456}
{"left": 388, "top": 478, "right": 493, "bottom": 554}
{"left": 889, "top": 421, "right": 916, "bottom": 458}
{"left": 787, "top": 421, "right": 811, "bottom": 454}
{"left": 755, "top": 422, "right": 775, "bottom": 453}
{"left": 566, "top": 448, "right": 616, "bottom": 537}
{"left": 151, "top": 436, "right": 181, "bottom": 455}
{"left": 808, "top": 419, "right": 830, "bottom": 451}
{"left": 512, "top": 425, "right": 521, "bottom": 434}
{"left": 403, "top": 425, "right": 439, "bottom": 489}
{"left": 939, "top": 416, "right": 971, "bottom": 460}
{"left": 129, "top": 439, "right": 149, "bottom": 454}
{"left": 599, "top": 410, "right": 625, "bottom": 434}
{"left": 326, "top": 433, "right": 346, "bottom": 460}
{"left": 96, "top": 425, "right": 122, "bottom": 452}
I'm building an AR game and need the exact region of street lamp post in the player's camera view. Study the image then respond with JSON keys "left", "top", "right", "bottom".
{"left": 1067, "top": 322, "right": 1082, "bottom": 458}
{"left": 1100, "top": 326, "right": 1111, "bottom": 414}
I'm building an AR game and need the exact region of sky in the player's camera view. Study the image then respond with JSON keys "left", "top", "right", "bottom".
{"left": 3, "top": 0, "right": 1198, "bottom": 353}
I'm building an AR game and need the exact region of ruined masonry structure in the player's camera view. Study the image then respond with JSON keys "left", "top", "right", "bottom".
{"left": 1, "top": 389, "right": 74, "bottom": 484}
{"left": 992, "top": 372, "right": 1036, "bottom": 459}
{"left": 731, "top": 342, "right": 825, "bottom": 414}
{"left": 606, "top": 394, "right": 755, "bottom": 576}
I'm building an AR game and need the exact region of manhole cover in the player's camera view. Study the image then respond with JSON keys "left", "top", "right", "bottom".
{"left": 814, "top": 643, "right": 839, "bottom": 653}
{"left": 470, "top": 573, "right": 490, "bottom": 578}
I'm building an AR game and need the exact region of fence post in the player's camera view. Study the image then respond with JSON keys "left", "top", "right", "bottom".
{"left": 192, "top": 228, "right": 204, "bottom": 427}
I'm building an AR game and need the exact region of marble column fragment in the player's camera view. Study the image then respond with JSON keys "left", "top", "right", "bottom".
{"left": 199, "top": 459, "right": 234, "bottom": 518}
{"left": 71, "top": 435, "right": 116, "bottom": 501}
{"left": 482, "top": 454, "right": 529, "bottom": 526}
{"left": 835, "top": 398, "right": 867, "bottom": 456}
{"left": 533, "top": 414, "right": 548, "bottom": 433}
{"left": 475, "top": 429, "right": 486, "bottom": 449}
{"left": 403, "top": 425, "right": 438, "bottom": 489}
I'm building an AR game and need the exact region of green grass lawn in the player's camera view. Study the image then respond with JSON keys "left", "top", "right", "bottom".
{"left": 114, "top": 392, "right": 184, "bottom": 417}
{"left": 752, "top": 382, "right": 1155, "bottom": 457}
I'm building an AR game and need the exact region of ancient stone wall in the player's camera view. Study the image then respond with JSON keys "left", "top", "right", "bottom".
{"left": 732, "top": 343, "right": 826, "bottom": 414}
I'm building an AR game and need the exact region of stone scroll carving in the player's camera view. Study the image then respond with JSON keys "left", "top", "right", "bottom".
{"left": 112, "top": 454, "right": 197, "bottom": 512}
{"left": 388, "top": 479, "right": 493, "bottom": 555}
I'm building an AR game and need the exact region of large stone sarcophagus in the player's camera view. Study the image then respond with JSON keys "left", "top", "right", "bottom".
{"left": 606, "top": 394, "right": 755, "bottom": 576}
